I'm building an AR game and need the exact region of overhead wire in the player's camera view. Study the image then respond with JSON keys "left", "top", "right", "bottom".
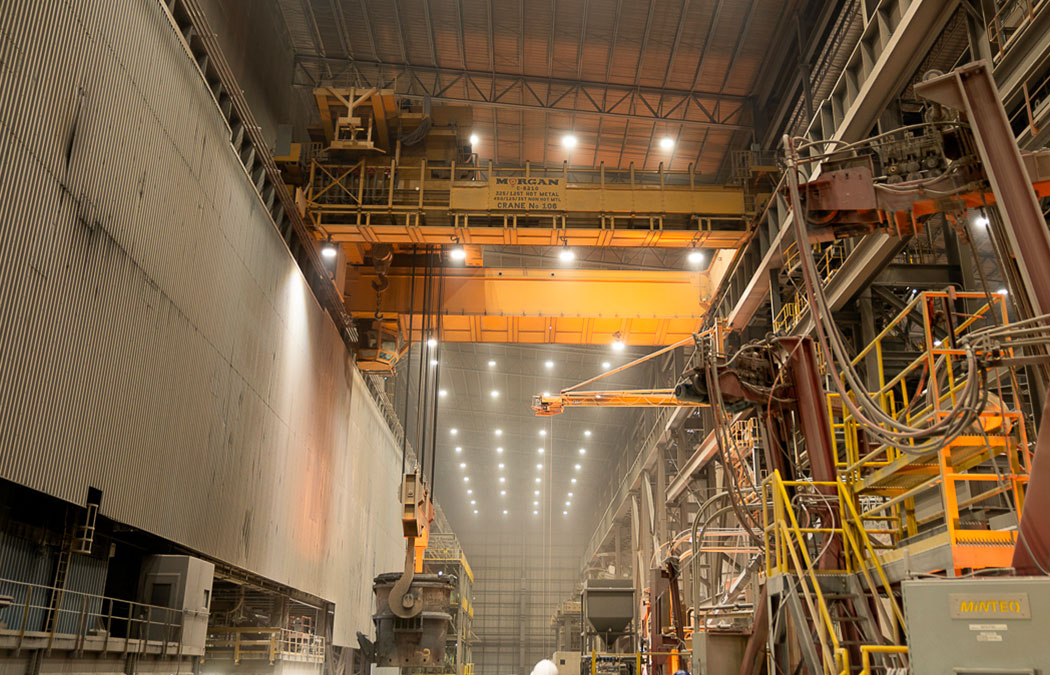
{"left": 401, "top": 250, "right": 418, "bottom": 476}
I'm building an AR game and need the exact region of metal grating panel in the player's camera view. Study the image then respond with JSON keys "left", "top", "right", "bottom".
{"left": 0, "top": 0, "right": 404, "bottom": 646}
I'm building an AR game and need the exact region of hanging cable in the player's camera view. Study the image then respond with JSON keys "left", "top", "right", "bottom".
{"left": 401, "top": 250, "right": 419, "bottom": 476}
{"left": 428, "top": 254, "right": 446, "bottom": 498}
{"left": 416, "top": 247, "right": 434, "bottom": 475}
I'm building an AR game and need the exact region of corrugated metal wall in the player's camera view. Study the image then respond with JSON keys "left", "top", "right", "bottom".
{"left": 0, "top": 0, "right": 403, "bottom": 646}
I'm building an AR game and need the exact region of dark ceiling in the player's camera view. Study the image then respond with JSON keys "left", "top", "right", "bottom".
{"left": 275, "top": 0, "right": 815, "bottom": 173}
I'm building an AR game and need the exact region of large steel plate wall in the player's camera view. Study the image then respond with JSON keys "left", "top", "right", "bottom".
{"left": 0, "top": 0, "right": 403, "bottom": 645}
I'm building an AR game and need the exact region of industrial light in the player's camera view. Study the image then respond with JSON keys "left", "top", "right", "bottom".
{"left": 533, "top": 500, "right": 539, "bottom": 506}
{"left": 500, "top": 489, "right": 507, "bottom": 496}
{"left": 534, "top": 490, "right": 540, "bottom": 496}
{"left": 562, "top": 134, "right": 577, "bottom": 149}
{"left": 535, "top": 477, "right": 541, "bottom": 483}
{"left": 611, "top": 339, "right": 625, "bottom": 351}
{"left": 503, "top": 509, "right": 509, "bottom": 515}
{"left": 579, "top": 448, "right": 586, "bottom": 455}
{"left": 488, "top": 360, "right": 496, "bottom": 367}
{"left": 467, "top": 488, "right": 473, "bottom": 494}
{"left": 574, "top": 464, "right": 581, "bottom": 470}
{"left": 559, "top": 247, "right": 575, "bottom": 262}
{"left": 321, "top": 237, "right": 338, "bottom": 259}
{"left": 688, "top": 250, "right": 704, "bottom": 265}
{"left": 584, "top": 430, "right": 592, "bottom": 437}
{"left": 491, "top": 390, "right": 500, "bottom": 398}
{"left": 427, "top": 337, "right": 438, "bottom": 348}
{"left": 473, "top": 509, "right": 478, "bottom": 514}
{"left": 539, "top": 429, "right": 547, "bottom": 437}
{"left": 450, "top": 428, "right": 458, "bottom": 435}
{"left": 536, "top": 463, "right": 543, "bottom": 470}
{"left": 497, "top": 447, "right": 504, "bottom": 453}
{"left": 571, "top": 478, "right": 577, "bottom": 484}
{"left": 545, "top": 360, "right": 554, "bottom": 369}
{"left": 455, "top": 446, "right": 462, "bottom": 453}
{"left": 933, "top": 339, "right": 942, "bottom": 347}
{"left": 601, "top": 361, "right": 611, "bottom": 369}
{"left": 449, "top": 247, "right": 467, "bottom": 261}
{"left": 498, "top": 462, "right": 505, "bottom": 469}
{"left": 542, "top": 391, "right": 550, "bottom": 397}
{"left": 975, "top": 216, "right": 990, "bottom": 227}
{"left": 533, "top": 510, "right": 539, "bottom": 515}
{"left": 538, "top": 447, "right": 544, "bottom": 454}
{"left": 459, "top": 462, "right": 466, "bottom": 469}
{"left": 568, "top": 492, "right": 574, "bottom": 497}
{"left": 495, "top": 429, "right": 503, "bottom": 436}
{"left": 463, "top": 476, "right": 470, "bottom": 482}
{"left": 470, "top": 500, "right": 476, "bottom": 505}
{"left": 439, "top": 389, "right": 447, "bottom": 397}
{"left": 659, "top": 136, "right": 674, "bottom": 150}
{"left": 997, "top": 288, "right": 1009, "bottom": 295}
{"left": 430, "top": 359, "right": 438, "bottom": 366}
{"left": 563, "top": 510, "right": 568, "bottom": 515}
{"left": 565, "top": 501, "right": 571, "bottom": 507}
{"left": 469, "top": 133, "right": 480, "bottom": 146}
{"left": 499, "top": 476, "right": 506, "bottom": 483}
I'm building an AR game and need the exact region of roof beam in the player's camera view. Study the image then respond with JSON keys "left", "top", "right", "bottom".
{"left": 293, "top": 55, "right": 753, "bottom": 130}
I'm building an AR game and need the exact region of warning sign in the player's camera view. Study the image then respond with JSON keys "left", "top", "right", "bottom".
{"left": 488, "top": 177, "right": 565, "bottom": 210}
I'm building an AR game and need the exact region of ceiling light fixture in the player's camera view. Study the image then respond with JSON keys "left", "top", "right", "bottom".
{"left": 467, "top": 489, "right": 473, "bottom": 495}
{"left": 321, "top": 237, "right": 338, "bottom": 259}
{"left": 574, "top": 464, "right": 581, "bottom": 470}
{"left": 449, "top": 247, "right": 467, "bottom": 262}
{"left": 997, "top": 288, "right": 1009, "bottom": 295}
{"left": 544, "top": 360, "right": 554, "bottom": 369}
{"left": 542, "top": 391, "right": 550, "bottom": 397}
{"left": 571, "top": 478, "right": 577, "bottom": 484}
{"left": 459, "top": 462, "right": 466, "bottom": 469}
{"left": 498, "top": 462, "right": 505, "bottom": 469}
{"left": 601, "top": 361, "right": 611, "bottom": 369}
{"left": 495, "top": 429, "right": 503, "bottom": 436}
{"left": 535, "top": 477, "right": 541, "bottom": 483}
{"left": 499, "top": 476, "right": 506, "bottom": 483}
{"left": 975, "top": 216, "right": 990, "bottom": 227}
{"left": 488, "top": 360, "right": 496, "bottom": 367}
{"left": 469, "top": 133, "right": 479, "bottom": 146}
{"left": 463, "top": 476, "right": 469, "bottom": 482}
{"left": 430, "top": 359, "right": 438, "bottom": 366}
{"left": 450, "top": 428, "right": 458, "bottom": 435}
{"left": 659, "top": 136, "right": 674, "bottom": 150}
{"left": 568, "top": 492, "right": 573, "bottom": 497}
{"left": 538, "top": 447, "right": 544, "bottom": 454}
{"left": 687, "top": 249, "right": 704, "bottom": 266}
{"left": 455, "top": 446, "right": 462, "bottom": 453}
{"left": 562, "top": 134, "right": 577, "bottom": 149}
{"left": 584, "top": 430, "right": 591, "bottom": 437}
{"left": 536, "top": 463, "right": 543, "bottom": 470}
{"left": 491, "top": 390, "right": 500, "bottom": 398}
{"left": 534, "top": 490, "right": 540, "bottom": 496}
{"left": 503, "top": 509, "right": 508, "bottom": 515}
{"left": 470, "top": 500, "right": 476, "bottom": 505}
{"left": 559, "top": 247, "right": 575, "bottom": 262}
{"left": 497, "top": 447, "right": 504, "bottom": 453}
{"left": 539, "top": 429, "right": 547, "bottom": 437}
{"left": 563, "top": 510, "right": 568, "bottom": 515}
{"left": 579, "top": 448, "right": 586, "bottom": 455}
{"left": 439, "top": 389, "right": 447, "bottom": 397}
{"left": 427, "top": 337, "right": 438, "bottom": 348}
{"left": 533, "top": 510, "right": 539, "bottom": 515}
{"left": 473, "top": 509, "right": 478, "bottom": 514}
{"left": 500, "top": 489, "right": 507, "bottom": 495}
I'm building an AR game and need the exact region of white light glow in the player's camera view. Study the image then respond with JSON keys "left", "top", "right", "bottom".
{"left": 321, "top": 242, "right": 338, "bottom": 259}
{"left": 562, "top": 134, "right": 577, "bottom": 149}
{"left": 491, "top": 390, "right": 500, "bottom": 398}
{"left": 571, "top": 478, "right": 577, "bottom": 484}
{"left": 488, "top": 360, "right": 496, "bottom": 367}
{"left": 545, "top": 360, "right": 554, "bottom": 369}
{"left": 430, "top": 359, "right": 438, "bottom": 366}
{"left": 439, "top": 389, "right": 448, "bottom": 397}
{"left": 565, "top": 501, "right": 571, "bottom": 507}
{"left": 579, "top": 448, "right": 586, "bottom": 455}
{"left": 563, "top": 510, "right": 568, "bottom": 515}
{"left": 449, "top": 247, "right": 467, "bottom": 261}
{"left": 659, "top": 136, "right": 674, "bottom": 150}
{"left": 533, "top": 510, "right": 539, "bottom": 515}
{"left": 574, "top": 464, "right": 581, "bottom": 470}
{"left": 539, "top": 429, "right": 547, "bottom": 437}
{"left": 559, "top": 248, "right": 575, "bottom": 262}
{"left": 975, "top": 216, "right": 990, "bottom": 227}
{"left": 463, "top": 476, "right": 469, "bottom": 482}
{"left": 473, "top": 509, "right": 478, "bottom": 514}
{"left": 503, "top": 509, "right": 508, "bottom": 515}
{"left": 584, "top": 430, "right": 592, "bottom": 437}
{"left": 568, "top": 492, "right": 573, "bottom": 497}
{"left": 535, "top": 477, "right": 541, "bottom": 483}
{"left": 997, "top": 288, "right": 1009, "bottom": 295}
{"left": 612, "top": 339, "right": 625, "bottom": 351}
{"left": 499, "top": 476, "right": 506, "bottom": 483}
{"left": 450, "top": 428, "right": 458, "bottom": 435}
{"left": 427, "top": 338, "right": 438, "bottom": 348}
{"left": 534, "top": 490, "right": 540, "bottom": 496}
{"left": 495, "top": 428, "right": 503, "bottom": 436}
{"left": 536, "top": 463, "right": 543, "bottom": 470}
{"left": 470, "top": 500, "right": 476, "bottom": 505}
{"left": 455, "top": 446, "right": 462, "bottom": 453}
{"left": 500, "top": 489, "right": 507, "bottom": 496}
{"left": 688, "top": 250, "right": 704, "bottom": 265}
{"left": 533, "top": 500, "right": 539, "bottom": 506}
{"left": 543, "top": 391, "right": 551, "bottom": 397}
{"left": 602, "top": 361, "right": 611, "bottom": 369}
{"left": 497, "top": 447, "right": 504, "bottom": 453}
{"left": 467, "top": 489, "right": 473, "bottom": 495}
{"left": 469, "top": 133, "right": 480, "bottom": 146}
{"left": 459, "top": 462, "right": 466, "bottom": 469}
{"left": 498, "top": 462, "right": 505, "bottom": 469}
{"left": 538, "top": 447, "right": 544, "bottom": 454}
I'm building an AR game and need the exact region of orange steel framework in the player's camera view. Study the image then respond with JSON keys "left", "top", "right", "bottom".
{"left": 346, "top": 269, "right": 715, "bottom": 346}
{"left": 301, "top": 159, "right": 755, "bottom": 253}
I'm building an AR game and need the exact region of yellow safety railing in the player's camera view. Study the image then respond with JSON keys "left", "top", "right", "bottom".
{"left": 773, "top": 240, "right": 848, "bottom": 333}
{"left": 827, "top": 291, "right": 1030, "bottom": 565}
{"left": 762, "top": 471, "right": 907, "bottom": 675}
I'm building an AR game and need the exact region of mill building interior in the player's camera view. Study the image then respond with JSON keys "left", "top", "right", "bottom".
{"left": 2, "top": 1, "right": 1050, "bottom": 674}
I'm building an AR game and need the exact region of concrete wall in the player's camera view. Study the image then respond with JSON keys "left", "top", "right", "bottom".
{"left": 0, "top": 0, "right": 402, "bottom": 646}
